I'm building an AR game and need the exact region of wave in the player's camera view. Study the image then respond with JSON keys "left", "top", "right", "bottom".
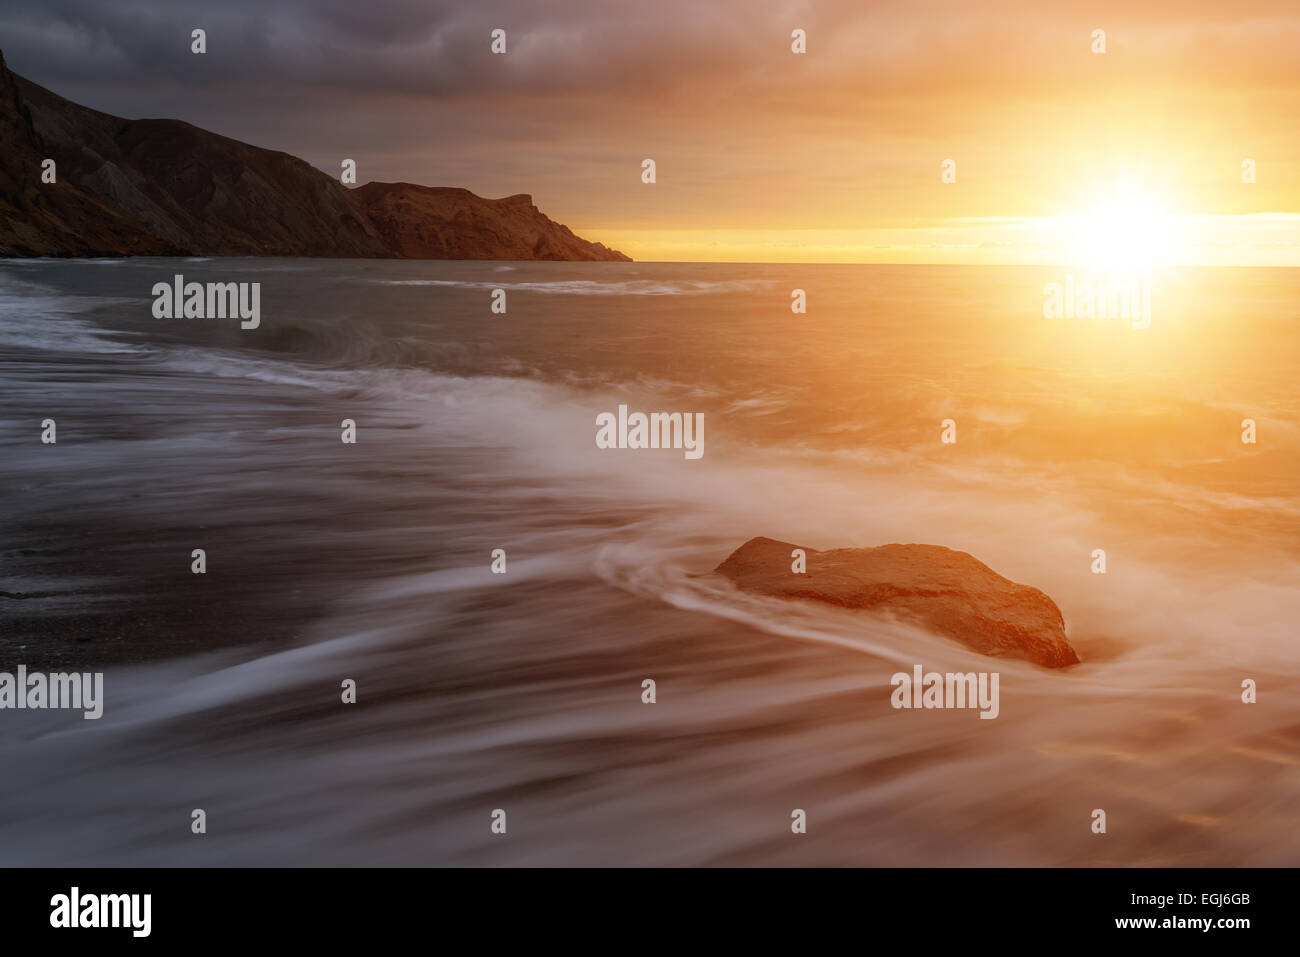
{"left": 3, "top": 259, "right": 1300, "bottom": 865}
{"left": 0, "top": 277, "right": 147, "bottom": 355}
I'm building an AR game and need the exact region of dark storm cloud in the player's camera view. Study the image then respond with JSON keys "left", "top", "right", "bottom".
{"left": 4, "top": 0, "right": 1299, "bottom": 112}
{"left": 2, "top": 0, "right": 1297, "bottom": 237}
{"left": 1, "top": 0, "right": 774, "bottom": 98}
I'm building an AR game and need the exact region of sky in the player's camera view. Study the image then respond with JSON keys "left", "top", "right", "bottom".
{"left": 3, "top": 0, "right": 1299, "bottom": 264}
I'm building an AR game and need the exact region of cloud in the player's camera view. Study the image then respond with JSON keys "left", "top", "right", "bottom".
{"left": 6, "top": 0, "right": 1298, "bottom": 101}
{"left": 2, "top": 0, "right": 1297, "bottom": 244}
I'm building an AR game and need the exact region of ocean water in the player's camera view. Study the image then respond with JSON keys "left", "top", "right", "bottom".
{"left": 0, "top": 257, "right": 1297, "bottom": 865}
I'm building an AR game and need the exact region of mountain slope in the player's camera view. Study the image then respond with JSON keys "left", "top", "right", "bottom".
{"left": 352, "top": 183, "right": 629, "bottom": 262}
{"left": 0, "top": 50, "right": 178, "bottom": 257}
{"left": 0, "top": 49, "right": 629, "bottom": 261}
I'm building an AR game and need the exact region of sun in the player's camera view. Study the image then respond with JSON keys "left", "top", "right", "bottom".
{"left": 1064, "top": 181, "right": 1179, "bottom": 273}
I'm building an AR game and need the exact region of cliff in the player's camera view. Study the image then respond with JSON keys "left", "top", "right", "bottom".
{"left": 0, "top": 49, "right": 629, "bottom": 262}
{"left": 351, "top": 184, "right": 629, "bottom": 261}
{"left": 0, "top": 49, "right": 177, "bottom": 256}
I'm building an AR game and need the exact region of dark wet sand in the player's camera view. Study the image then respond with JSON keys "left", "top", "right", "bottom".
{"left": 3, "top": 513, "right": 373, "bottom": 670}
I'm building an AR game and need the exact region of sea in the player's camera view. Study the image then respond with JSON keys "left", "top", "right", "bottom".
{"left": 0, "top": 257, "right": 1297, "bottom": 865}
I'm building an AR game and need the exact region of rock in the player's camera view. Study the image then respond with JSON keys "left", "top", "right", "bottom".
{"left": 714, "top": 536, "right": 1079, "bottom": 668}
{"left": 0, "top": 46, "right": 630, "bottom": 262}
{"left": 348, "top": 183, "right": 631, "bottom": 262}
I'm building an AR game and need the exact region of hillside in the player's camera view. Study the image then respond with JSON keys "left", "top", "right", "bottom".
{"left": 0, "top": 49, "right": 629, "bottom": 262}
